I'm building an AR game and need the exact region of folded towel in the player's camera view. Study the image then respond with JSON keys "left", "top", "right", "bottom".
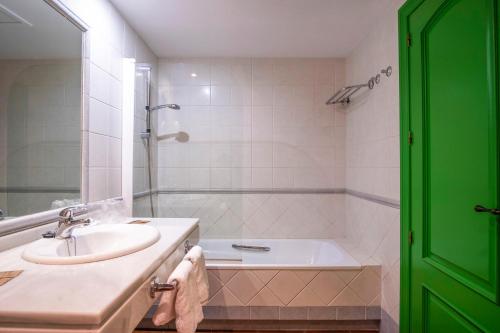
{"left": 184, "top": 245, "right": 210, "bottom": 305}
{"left": 152, "top": 260, "right": 203, "bottom": 333}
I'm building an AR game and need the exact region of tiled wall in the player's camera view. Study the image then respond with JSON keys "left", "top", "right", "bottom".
{"left": 156, "top": 58, "right": 345, "bottom": 190}
{"left": 156, "top": 193, "right": 344, "bottom": 239}
{"left": 152, "top": 58, "right": 346, "bottom": 239}
{"left": 58, "top": 0, "right": 158, "bottom": 203}
{"left": 344, "top": 0, "right": 404, "bottom": 332}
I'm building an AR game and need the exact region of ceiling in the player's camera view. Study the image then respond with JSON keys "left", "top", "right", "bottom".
{"left": 0, "top": 0, "right": 81, "bottom": 59}
{"left": 110, "top": 0, "right": 391, "bottom": 58}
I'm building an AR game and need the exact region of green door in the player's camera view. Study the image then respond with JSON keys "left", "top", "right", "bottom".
{"left": 400, "top": 0, "right": 500, "bottom": 332}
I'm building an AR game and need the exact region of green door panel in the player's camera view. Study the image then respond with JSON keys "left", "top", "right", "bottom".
{"left": 426, "top": 289, "right": 482, "bottom": 333}
{"left": 399, "top": 0, "right": 500, "bottom": 331}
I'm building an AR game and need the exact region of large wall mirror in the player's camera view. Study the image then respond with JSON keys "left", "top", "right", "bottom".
{"left": 0, "top": 0, "right": 84, "bottom": 223}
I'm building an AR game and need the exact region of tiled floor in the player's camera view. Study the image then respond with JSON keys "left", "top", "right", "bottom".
{"left": 136, "top": 318, "right": 379, "bottom": 332}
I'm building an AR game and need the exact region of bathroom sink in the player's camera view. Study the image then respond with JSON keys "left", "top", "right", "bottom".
{"left": 22, "top": 224, "right": 161, "bottom": 265}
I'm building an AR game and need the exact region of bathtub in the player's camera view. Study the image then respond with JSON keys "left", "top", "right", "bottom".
{"left": 199, "top": 238, "right": 361, "bottom": 269}
{"left": 197, "top": 238, "right": 381, "bottom": 316}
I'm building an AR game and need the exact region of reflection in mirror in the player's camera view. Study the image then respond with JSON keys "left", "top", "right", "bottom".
{"left": 0, "top": 0, "right": 82, "bottom": 219}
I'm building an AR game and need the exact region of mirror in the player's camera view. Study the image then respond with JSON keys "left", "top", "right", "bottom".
{"left": 0, "top": 0, "right": 83, "bottom": 220}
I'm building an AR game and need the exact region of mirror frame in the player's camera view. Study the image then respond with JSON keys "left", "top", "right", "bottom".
{"left": 0, "top": 0, "right": 89, "bottom": 237}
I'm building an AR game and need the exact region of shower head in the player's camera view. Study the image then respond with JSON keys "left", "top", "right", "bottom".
{"left": 147, "top": 104, "right": 180, "bottom": 111}
{"left": 142, "top": 104, "right": 181, "bottom": 140}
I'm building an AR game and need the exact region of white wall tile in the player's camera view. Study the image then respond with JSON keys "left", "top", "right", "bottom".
{"left": 107, "top": 137, "right": 122, "bottom": 168}
{"left": 211, "top": 168, "right": 232, "bottom": 188}
{"left": 89, "top": 97, "right": 110, "bottom": 135}
{"left": 89, "top": 133, "right": 107, "bottom": 167}
{"left": 89, "top": 63, "right": 111, "bottom": 105}
{"left": 189, "top": 168, "right": 210, "bottom": 188}
{"left": 252, "top": 168, "right": 273, "bottom": 188}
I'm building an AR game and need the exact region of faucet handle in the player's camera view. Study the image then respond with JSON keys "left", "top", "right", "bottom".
{"left": 42, "top": 231, "right": 56, "bottom": 238}
{"left": 59, "top": 208, "right": 73, "bottom": 219}
{"left": 59, "top": 205, "right": 88, "bottom": 219}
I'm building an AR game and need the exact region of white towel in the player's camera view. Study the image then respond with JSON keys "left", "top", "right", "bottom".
{"left": 184, "top": 245, "right": 210, "bottom": 305}
{"left": 152, "top": 260, "right": 203, "bottom": 333}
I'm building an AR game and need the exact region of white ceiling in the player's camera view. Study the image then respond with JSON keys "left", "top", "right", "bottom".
{"left": 110, "top": 0, "right": 391, "bottom": 58}
{"left": 0, "top": 0, "right": 81, "bottom": 59}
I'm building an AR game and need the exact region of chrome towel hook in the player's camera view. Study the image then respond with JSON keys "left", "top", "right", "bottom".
{"left": 381, "top": 66, "right": 392, "bottom": 77}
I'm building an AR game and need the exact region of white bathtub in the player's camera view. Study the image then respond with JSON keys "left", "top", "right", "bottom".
{"left": 199, "top": 239, "right": 360, "bottom": 269}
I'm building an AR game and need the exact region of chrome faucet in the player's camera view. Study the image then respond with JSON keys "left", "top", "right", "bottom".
{"left": 55, "top": 205, "right": 91, "bottom": 239}
{"left": 0, "top": 208, "right": 3, "bottom": 220}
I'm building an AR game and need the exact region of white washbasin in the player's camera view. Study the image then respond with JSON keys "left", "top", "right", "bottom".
{"left": 22, "top": 224, "right": 161, "bottom": 265}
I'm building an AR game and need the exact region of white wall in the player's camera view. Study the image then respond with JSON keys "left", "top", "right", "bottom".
{"left": 57, "top": 0, "right": 158, "bottom": 204}
{"left": 344, "top": 0, "right": 403, "bottom": 332}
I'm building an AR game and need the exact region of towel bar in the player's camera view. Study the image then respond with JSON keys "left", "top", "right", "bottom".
{"left": 150, "top": 276, "right": 176, "bottom": 298}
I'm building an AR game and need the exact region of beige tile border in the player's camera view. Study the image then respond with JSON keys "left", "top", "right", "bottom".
{"left": 207, "top": 266, "right": 381, "bottom": 307}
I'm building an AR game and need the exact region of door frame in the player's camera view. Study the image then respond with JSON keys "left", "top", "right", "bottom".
{"left": 399, "top": 0, "right": 424, "bottom": 332}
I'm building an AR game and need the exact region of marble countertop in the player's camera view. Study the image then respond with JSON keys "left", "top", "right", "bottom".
{"left": 0, "top": 218, "right": 198, "bottom": 327}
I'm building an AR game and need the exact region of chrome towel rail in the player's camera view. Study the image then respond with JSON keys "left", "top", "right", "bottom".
{"left": 326, "top": 80, "right": 375, "bottom": 105}
{"left": 150, "top": 276, "right": 177, "bottom": 298}
{"left": 326, "top": 65, "right": 392, "bottom": 106}
{"left": 150, "top": 240, "right": 196, "bottom": 298}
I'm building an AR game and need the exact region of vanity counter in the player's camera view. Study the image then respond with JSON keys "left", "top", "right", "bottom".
{"left": 0, "top": 218, "right": 198, "bottom": 331}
